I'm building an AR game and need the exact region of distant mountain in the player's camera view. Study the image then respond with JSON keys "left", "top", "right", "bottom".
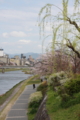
{"left": 9, "top": 52, "right": 41, "bottom": 59}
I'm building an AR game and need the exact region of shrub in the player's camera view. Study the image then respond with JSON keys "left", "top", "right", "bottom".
{"left": 37, "top": 81, "right": 48, "bottom": 96}
{"left": 58, "top": 86, "right": 67, "bottom": 95}
{"left": 28, "top": 91, "right": 42, "bottom": 118}
{"left": 74, "top": 74, "right": 80, "bottom": 79}
{"left": 49, "top": 71, "right": 67, "bottom": 82}
{"left": 48, "top": 71, "right": 67, "bottom": 90}
{"left": 41, "top": 81, "right": 47, "bottom": 86}
{"left": 60, "top": 93, "right": 70, "bottom": 102}
{"left": 28, "top": 107, "right": 38, "bottom": 114}
{"left": 78, "top": 113, "right": 80, "bottom": 120}
{"left": 37, "top": 81, "right": 47, "bottom": 91}
{"left": 28, "top": 91, "right": 42, "bottom": 107}
{"left": 57, "top": 85, "right": 71, "bottom": 103}
{"left": 45, "top": 75, "right": 49, "bottom": 80}
{"left": 64, "top": 76, "right": 80, "bottom": 96}
{"left": 61, "top": 92, "right": 80, "bottom": 108}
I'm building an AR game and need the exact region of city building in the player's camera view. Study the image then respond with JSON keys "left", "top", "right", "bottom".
{"left": 0, "top": 49, "right": 9, "bottom": 65}
{"left": 0, "top": 49, "right": 37, "bottom": 66}
{"left": 0, "top": 49, "right": 4, "bottom": 56}
{"left": 27, "top": 55, "right": 35, "bottom": 66}
{"left": 20, "top": 54, "right": 26, "bottom": 66}
{"left": 10, "top": 56, "right": 20, "bottom": 66}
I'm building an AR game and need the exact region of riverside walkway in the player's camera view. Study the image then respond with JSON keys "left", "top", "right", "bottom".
{"left": 5, "top": 84, "right": 38, "bottom": 120}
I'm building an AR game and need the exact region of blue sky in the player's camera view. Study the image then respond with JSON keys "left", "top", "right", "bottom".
{"left": 0, "top": 0, "right": 74, "bottom": 54}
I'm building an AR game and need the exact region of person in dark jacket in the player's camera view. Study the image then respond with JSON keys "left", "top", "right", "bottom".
{"left": 33, "top": 84, "right": 35, "bottom": 89}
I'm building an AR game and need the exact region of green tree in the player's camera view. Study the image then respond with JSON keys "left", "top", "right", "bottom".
{"left": 38, "top": 0, "right": 80, "bottom": 59}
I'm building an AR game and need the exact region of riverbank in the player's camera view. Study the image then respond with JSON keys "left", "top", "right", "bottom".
{"left": 0, "top": 68, "right": 20, "bottom": 72}
{"left": 46, "top": 87, "right": 80, "bottom": 120}
{"left": 0, "top": 68, "right": 31, "bottom": 74}
{"left": 27, "top": 73, "right": 80, "bottom": 120}
{"left": 22, "top": 68, "right": 32, "bottom": 74}
{"left": 0, "top": 80, "right": 24, "bottom": 106}
{"left": 0, "top": 75, "right": 41, "bottom": 120}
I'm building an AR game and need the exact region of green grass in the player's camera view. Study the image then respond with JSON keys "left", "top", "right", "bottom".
{"left": 27, "top": 95, "right": 41, "bottom": 120}
{"left": 0, "top": 68, "right": 22, "bottom": 72}
{"left": 0, "top": 68, "right": 31, "bottom": 73}
{"left": 46, "top": 87, "right": 80, "bottom": 120}
{"left": 27, "top": 79, "right": 40, "bottom": 84}
{"left": 27, "top": 75, "right": 41, "bottom": 85}
{"left": 27, "top": 74, "right": 80, "bottom": 120}
{"left": 27, "top": 108, "right": 37, "bottom": 120}
{"left": 61, "top": 92, "right": 80, "bottom": 108}
{"left": 22, "top": 68, "right": 32, "bottom": 74}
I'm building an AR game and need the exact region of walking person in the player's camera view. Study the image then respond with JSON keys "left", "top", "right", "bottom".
{"left": 33, "top": 84, "right": 35, "bottom": 89}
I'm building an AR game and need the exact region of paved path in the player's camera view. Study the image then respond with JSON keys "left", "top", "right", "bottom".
{"left": 5, "top": 84, "right": 38, "bottom": 120}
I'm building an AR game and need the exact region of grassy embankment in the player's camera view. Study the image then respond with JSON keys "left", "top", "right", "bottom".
{"left": 0, "top": 74, "right": 41, "bottom": 120}
{"left": 0, "top": 68, "right": 32, "bottom": 72}
{"left": 46, "top": 73, "right": 80, "bottom": 120}
{"left": 0, "top": 68, "right": 22, "bottom": 72}
{"left": 46, "top": 87, "right": 80, "bottom": 120}
{"left": 22, "top": 68, "right": 32, "bottom": 74}
{"left": 27, "top": 73, "right": 80, "bottom": 120}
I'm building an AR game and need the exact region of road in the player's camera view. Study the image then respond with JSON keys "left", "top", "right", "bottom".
{"left": 5, "top": 84, "right": 38, "bottom": 120}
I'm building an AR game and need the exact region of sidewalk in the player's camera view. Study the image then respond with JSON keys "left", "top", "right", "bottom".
{"left": 5, "top": 84, "right": 38, "bottom": 120}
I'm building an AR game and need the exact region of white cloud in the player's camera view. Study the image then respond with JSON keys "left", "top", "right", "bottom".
{"left": 38, "top": 45, "right": 46, "bottom": 49}
{"left": 17, "top": 46, "right": 22, "bottom": 48}
{"left": 2, "top": 33, "right": 9, "bottom": 38}
{"left": 18, "top": 39, "right": 31, "bottom": 44}
{"left": 10, "top": 31, "right": 27, "bottom": 37}
{"left": 45, "top": 26, "right": 52, "bottom": 31}
{"left": 1, "top": 39, "right": 31, "bottom": 47}
{"left": 27, "top": 28, "right": 33, "bottom": 31}
{"left": 2, "top": 42, "right": 8, "bottom": 44}
{"left": 2, "top": 31, "right": 27, "bottom": 38}
{"left": 0, "top": 39, "right": 42, "bottom": 54}
{"left": 38, "top": 45, "right": 42, "bottom": 48}
{"left": 0, "top": 10, "right": 37, "bottom": 21}
{"left": 68, "top": 6, "right": 74, "bottom": 15}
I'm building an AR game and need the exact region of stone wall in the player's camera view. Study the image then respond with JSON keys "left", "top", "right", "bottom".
{"left": 34, "top": 96, "right": 50, "bottom": 120}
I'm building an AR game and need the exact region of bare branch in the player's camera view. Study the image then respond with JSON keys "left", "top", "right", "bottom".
{"left": 67, "top": 17, "right": 80, "bottom": 32}
{"left": 66, "top": 39, "right": 80, "bottom": 58}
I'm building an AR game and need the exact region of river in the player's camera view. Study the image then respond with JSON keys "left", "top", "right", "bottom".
{"left": 0, "top": 70, "right": 31, "bottom": 95}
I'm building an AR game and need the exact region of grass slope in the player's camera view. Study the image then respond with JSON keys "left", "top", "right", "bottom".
{"left": 46, "top": 88, "right": 80, "bottom": 120}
